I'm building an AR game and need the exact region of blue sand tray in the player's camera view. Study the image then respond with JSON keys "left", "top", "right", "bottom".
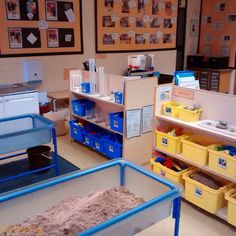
{"left": 0, "top": 152, "right": 79, "bottom": 194}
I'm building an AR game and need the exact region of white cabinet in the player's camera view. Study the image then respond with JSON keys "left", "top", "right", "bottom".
{"left": 1, "top": 92, "right": 39, "bottom": 118}
{"left": 0, "top": 97, "right": 4, "bottom": 119}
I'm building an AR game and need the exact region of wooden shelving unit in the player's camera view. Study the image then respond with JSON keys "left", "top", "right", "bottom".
{"left": 70, "top": 70, "right": 157, "bottom": 164}
{"left": 154, "top": 85, "right": 236, "bottom": 224}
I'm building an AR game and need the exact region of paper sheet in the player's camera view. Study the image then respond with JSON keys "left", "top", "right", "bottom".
{"left": 65, "top": 8, "right": 76, "bottom": 22}
{"left": 142, "top": 105, "right": 153, "bottom": 133}
{"left": 126, "top": 109, "right": 141, "bottom": 139}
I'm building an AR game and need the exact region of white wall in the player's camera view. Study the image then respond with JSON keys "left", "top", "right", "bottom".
{"left": 0, "top": 0, "right": 177, "bottom": 92}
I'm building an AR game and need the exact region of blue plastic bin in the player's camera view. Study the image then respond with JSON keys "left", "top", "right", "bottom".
{"left": 81, "top": 82, "right": 90, "bottom": 93}
{"left": 83, "top": 126, "right": 97, "bottom": 148}
{"left": 71, "top": 99, "right": 95, "bottom": 117}
{"left": 114, "top": 92, "right": 123, "bottom": 104}
{"left": 93, "top": 133, "right": 105, "bottom": 153}
{"left": 104, "top": 134, "right": 122, "bottom": 159}
{"left": 109, "top": 112, "right": 124, "bottom": 133}
{"left": 69, "top": 120, "right": 84, "bottom": 143}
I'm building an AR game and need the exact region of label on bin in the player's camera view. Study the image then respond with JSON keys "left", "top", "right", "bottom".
{"left": 85, "top": 137, "right": 90, "bottom": 144}
{"left": 195, "top": 188, "right": 202, "bottom": 198}
{"left": 160, "top": 170, "right": 166, "bottom": 177}
{"left": 162, "top": 137, "right": 168, "bottom": 146}
{"left": 109, "top": 145, "right": 114, "bottom": 152}
{"left": 218, "top": 158, "right": 227, "bottom": 169}
{"left": 95, "top": 142, "right": 100, "bottom": 150}
{"left": 114, "top": 120, "right": 118, "bottom": 128}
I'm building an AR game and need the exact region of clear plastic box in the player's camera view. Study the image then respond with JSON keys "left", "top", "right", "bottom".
{"left": 0, "top": 160, "right": 182, "bottom": 236}
{"left": 0, "top": 114, "right": 54, "bottom": 154}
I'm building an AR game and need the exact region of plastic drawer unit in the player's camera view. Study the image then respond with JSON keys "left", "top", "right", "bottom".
{"left": 0, "top": 160, "right": 182, "bottom": 236}
{"left": 0, "top": 114, "right": 59, "bottom": 183}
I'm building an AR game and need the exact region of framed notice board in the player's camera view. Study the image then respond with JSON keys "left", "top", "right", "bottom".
{"left": 95, "top": 0, "right": 178, "bottom": 53}
{"left": 199, "top": 0, "right": 236, "bottom": 67}
{"left": 0, "top": 0, "right": 83, "bottom": 56}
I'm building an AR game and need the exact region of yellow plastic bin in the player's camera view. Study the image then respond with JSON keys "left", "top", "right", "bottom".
{"left": 156, "top": 130, "right": 187, "bottom": 154}
{"left": 181, "top": 135, "right": 219, "bottom": 166}
{"left": 208, "top": 145, "right": 236, "bottom": 178}
{"left": 150, "top": 157, "right": 189, "bottom": 186}
{"left": 162, "top": 101, "right": 185, "bottom": 118}
{"left": 225, "top": 188, "right": 236, "bottom": 227}
{"left": 183, "top": 169, "right": 230, "bottom": 214}
{"left": 178, "top": 107, "right": 202, "bottom": 122}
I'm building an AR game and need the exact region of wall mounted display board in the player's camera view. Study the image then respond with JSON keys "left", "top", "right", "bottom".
{"left": 0, "top": 0, "right": 83, "bottom": 56}
{"left": 199, "top": 0, "right": 236, "bottom": 67}
{"left": 95, "top": 0, "right": 178, "bottom": 53}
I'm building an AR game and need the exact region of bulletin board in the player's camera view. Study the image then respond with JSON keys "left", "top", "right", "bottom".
{"left": 95, "top": 0, "right": 178, "bottom": 53}
{"left": 0, "top": 0, "right": 83, "bottom": 56}
{"left": 199, "top": 0, "right": 236, "bottom": 67}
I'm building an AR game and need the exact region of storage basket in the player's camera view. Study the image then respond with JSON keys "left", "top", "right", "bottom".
{"left": 225, "top": 188, "right": 236, "bottom": 227}
{"left": 103, "top": 134, "right": 122, "bottom": 159}
{"left": 83, "top": 129, "right": 95, "bottom": 148}
{"left": 109, "top": 112, "right": 124, "bottom": 133}
{"left": 150, "top": 157, "right": 188, "bottom": 186}
{"left": 183, "top": 169, "right": 230, "bottom": 214}
{"left": 178, "top": 107, "right": 202, "bottom": 122}
{"left": 81, "top": 82, "right": 90, "bottom": 93}
{"left": 181, "top": 135, "right": 219, "bottom": 166}
{"left": 93, "top": 133, "right": 105, "bottom": 153}
{"left": 69, "top": 120, "right": 84, "bottom": 143}
{"left": 71, "top": 99, "right": 94, "bottom": 117}
{"left": 208, "top": 145, "right": 236, "bottom": 178}
{"left": 162, "top": 101, "right": 185, "bottom": 118}
{"left": 155, "top": 130, "right": 187, "bottom": 154}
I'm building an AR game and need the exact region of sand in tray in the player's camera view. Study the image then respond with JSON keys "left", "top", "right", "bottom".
{"left": 3, "top": 187, "right": 145, "bottom": 236}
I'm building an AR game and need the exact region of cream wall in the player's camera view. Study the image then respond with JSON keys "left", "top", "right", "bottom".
{"left": 0, "top": 0, "right": 177, "bottom": 92}
{"left": 184, "top": 0, "right": 201, "bottom": 67}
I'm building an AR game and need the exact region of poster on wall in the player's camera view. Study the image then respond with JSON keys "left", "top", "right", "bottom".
{"left": 95, "top": 0, "right": 178, "bottom": 53}
{"left": 8, "top": 27, "right": 22, "bottom": 48}
{"left": 46, "top": 0, "right": 58, "bottom": 21}
{"left": 47, "top": 28, "right": 59, "bottom": 47}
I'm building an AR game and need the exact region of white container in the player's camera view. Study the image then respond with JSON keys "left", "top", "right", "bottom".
{"left": 89, "top": 58, "right": 96, "bottom": 94}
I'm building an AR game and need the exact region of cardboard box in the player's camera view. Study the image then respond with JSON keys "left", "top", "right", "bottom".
{"left": 44, "top": 110, "right": 67, "bottom": 136}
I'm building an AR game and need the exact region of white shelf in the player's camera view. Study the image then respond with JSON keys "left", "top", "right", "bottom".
{"left": 72, "top": 113, "right": 123, "bottom": 136}
{"left": 156, "top": 115, "right": 236, "bottom": 142}
{"left": 154, "top": 147, "right": 236, "bottom": 183}
{"left": 71, "top": 89, "right": 124, "bottom": 108}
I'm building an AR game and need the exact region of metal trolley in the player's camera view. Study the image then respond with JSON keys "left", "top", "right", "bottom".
{"left": 0, "top": 114, "right": 59, "bottom": 183}
{"left": 0, "top": 159, "right": 181, "bottom": 236}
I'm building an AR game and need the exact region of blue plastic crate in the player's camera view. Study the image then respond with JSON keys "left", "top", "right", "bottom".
{"left": 114, "top": 92, "right": 123, "bottom": 104}
{"left": 93, "top": 133, "right": 105, "bottom": 153}
{"left": 104, "top": 134, "right": 122, "bottom": 159}
{"left": 69, "top": 120, "right": 84, "bottom": 143}
{"left": 71, "top": 99, "right": 95, "bottom": 117}
{"left": 81, "top": 82, "right": 90, "bottom": 93}
{"left": 109, "top": 112, "right": 124, "bottom": 133}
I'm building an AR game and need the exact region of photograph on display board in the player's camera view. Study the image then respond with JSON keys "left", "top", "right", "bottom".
{"left": 164, "top": 18, "right": 173, "bottom": 28}
{"left": 105, "top": 0, "right": 114, "bottom": 12}
{"left": 6, "top": 0, "right": 20, "bottom": 20}
{"left": 103, "top": 33, "right": 115, "bottom": 45}
{"left": 120, "top": 17, "right": 130, "bottom": 27}
{"left": 163, "top": 33, "right": 172, "bottom": 43}
{"left": 150, "top": 34, "right": 159, "bottom": 44}
{"left": 138, "top": 0, "right": 145, "bottom": 14}
{"left": 46, "top": 0, "right": 57, "bottom": 21}
{"left": 152, "top": 0, "right": 159, "bottom": 15}
{"left": 102, "top": 16, "right": 115, "bottom": 27}
{"left": 24, "top": 0, "right": 37, "bottom": 20}
{"left": 21, "top": 27, "right": 41, "bottom": 48}
{"left": 58, "top": 28, "right": 75, "bottom": 47}
{"left": 135, "top": 34, "right": 145, "bottom": 44}
{"left": 150, "top": 18, "right": 160, "bottom": 28}
{"left": 136, "top": 17, "right": 144, "bottom": 27}
{"left": 122, "top": 0, "right": 130, "bottom": 13}
{"left": 47, "top": 28, "right": 59, "bottom": 47}
{"left": 120, "top": 33, "right": 131, "bottom": 44}
{"left": 165, "top": 1, "right": 172, "bottom": 15}
{"left": 8, "top": 27, "right": 22, "bottom": 48}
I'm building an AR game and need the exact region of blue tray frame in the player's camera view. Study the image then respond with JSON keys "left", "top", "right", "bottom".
{"left": 0, "top": 159, "right": 181, "bottom": 236}
{"left": 0, "top": 114, "right": 59, "bottom": 183}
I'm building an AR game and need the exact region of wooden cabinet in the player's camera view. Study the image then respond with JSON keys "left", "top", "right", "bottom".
{"left": 189, "top": 68, "right": 232, "bottom": 93}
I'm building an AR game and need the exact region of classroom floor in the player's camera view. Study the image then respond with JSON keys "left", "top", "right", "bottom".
{"left": 56, "top": 132, "right": 236, "bottom": 236}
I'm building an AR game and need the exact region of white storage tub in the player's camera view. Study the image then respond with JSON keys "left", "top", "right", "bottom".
{"left": 0, "top": 159, "right": 182, "bottom": 236}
